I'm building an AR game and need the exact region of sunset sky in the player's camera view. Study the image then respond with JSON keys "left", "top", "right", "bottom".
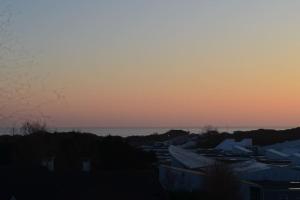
{"left": 1, "top": 1, "right": 300, "bottom": 127}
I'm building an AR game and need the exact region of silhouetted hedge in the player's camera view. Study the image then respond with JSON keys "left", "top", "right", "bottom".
{"left": 0, "top": 131, "right": 156, "bottom": 171}
{"left": 197, "top": 127, "right": 300, "bottom": 148}
{"left": 126, "top": 129, "right": 190, "bottom": 146}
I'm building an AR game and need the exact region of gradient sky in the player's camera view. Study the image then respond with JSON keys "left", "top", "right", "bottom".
{"left": 1, "top": 0, "right": 300, "bottom": 127}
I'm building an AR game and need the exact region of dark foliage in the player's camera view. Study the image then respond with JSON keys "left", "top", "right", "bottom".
{"left": 20, "top": 121, "right": 47, "bottom": 135}
{"left": 126, "top": 129, "right": 190, "bottom": 146}
{"left": 95, "top": 136, "right": 156, "bottom": 170}
{"left": 0, "top": 142, "right": 13, "bottom": 165}
{"left": 197, "top": 127, "right": 300, "bottom": 148}
{"left": 0, "top": 131, "right": 156, "bottom": 171}
{"left": 197, "top": 132, "right": 231, "bottom": 148}
{"left": 233, "top": 127, "right": 300, "bottom": 146}
{"left": 0, "top": 167, "right": 167, "bottom": 200}
{"left": 202, "top": 163, "right": 241, "bottom": 200}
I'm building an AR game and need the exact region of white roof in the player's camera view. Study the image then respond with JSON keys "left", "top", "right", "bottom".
{"left": 266, "top": 149, "right": 289, "bottom": 157}
{"left": 169, "top": 145, "right": 215, "bottom": 169}
{"left": 233, "top": 145, "right": 252, "bottom": 153}
{"left": 294, "top": 153, "right": 300, "bottom": 158}
{"left": 231, "top": 160, "right": 270, "bottom": 173}
{"left": 263, "top": 139, "right": 300, "bottom": 154}
{"left": 215, "top": 138, "right": 252, "bottom": 151}
{"left": 241, "top": 166, "right": 300, "bottom": 182}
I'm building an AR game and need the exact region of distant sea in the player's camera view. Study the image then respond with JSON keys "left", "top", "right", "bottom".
{"left": 0, "top": 127, "right": 291, "bottom": 137}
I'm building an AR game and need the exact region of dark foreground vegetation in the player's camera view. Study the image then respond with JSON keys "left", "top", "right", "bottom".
{"left": 1, "top": 124, "right": 300, "bottom": 200}
{"left": 0, "top": 168, "right": 167, "bottom": 200}
{"left": 0, "top": 131, "right": 156, "bottom": 170}
{"left": 126, "top": 129, "right": 190, "bottom": 146}
{"left": 197, "top": 127, "right": 300, "bottom": 148}
{"left": 0, "top": 123, "right": 167, "bottom": 200}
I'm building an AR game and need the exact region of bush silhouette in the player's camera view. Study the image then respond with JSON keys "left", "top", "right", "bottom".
{"left": 203, "top": 163, "right": 241, "bottom": 200}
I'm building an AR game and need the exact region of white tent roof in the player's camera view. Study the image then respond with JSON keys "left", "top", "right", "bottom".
{"left": 266, "top": 149, "right": 289, "bottom": 158}
{"left": 231, "top": 160, "right": 270, "bottom": 173}
{"left": 233, "top": 145, "right": 252, "bottom": 153}
{"left": 263, "top": 139, "right": 300, "bottom": 154}
{"left": 169, "top": 145, "right": 215, "bottom": 169}
{"left": 294, "top": 153, "right": 300, "bottom": 158}
{"left": 215, "top": 138, "right": 252, "bottom": 151}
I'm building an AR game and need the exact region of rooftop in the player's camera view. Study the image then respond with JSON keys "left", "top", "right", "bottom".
{"left": 169, "top": 145, "right": 214, "bottom": 169}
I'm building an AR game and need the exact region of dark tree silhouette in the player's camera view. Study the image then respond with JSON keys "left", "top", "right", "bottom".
{"left": 20, "top": 120, "right": 47, "bottom": 135}
{"left": 203, "top": 162, "right": 241, "bottom": 200}
{"left": 201, "top": 125, "right": 218, "bottom": 135}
